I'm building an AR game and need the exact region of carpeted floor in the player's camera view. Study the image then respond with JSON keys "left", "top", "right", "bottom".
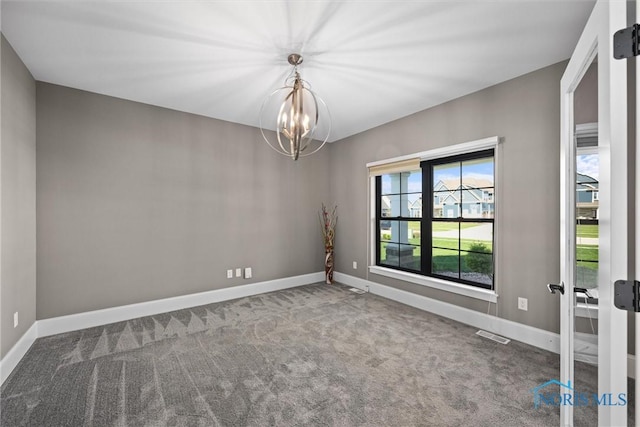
{"left": 0, "top": 283, "right": 630, "bottom": 426}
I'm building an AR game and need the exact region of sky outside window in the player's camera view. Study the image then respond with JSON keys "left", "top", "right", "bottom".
{"left": 433, "top": 159, "right": 494, "bottom": 185}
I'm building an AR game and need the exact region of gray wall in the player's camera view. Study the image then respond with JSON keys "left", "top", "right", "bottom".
{"left": 329, "top": 62, "right": 566, "bottom": 334}
{"left": 574, "top": 62, "right": 597, "bottom": 125}
{"left": 5, "top": 47, "right": 596, "bottom": 345}
{"left": 1, "top": 35, "right": 37, "bottom": 357}
{"left": 36, "top": 83, "right": 330, "bottom": 319}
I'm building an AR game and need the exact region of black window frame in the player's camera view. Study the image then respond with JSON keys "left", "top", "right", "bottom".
{"left": 375, "top": 148, "right": 495, "bottom": 290}
{"left": 375, "top": 170, "right": 422, "bottom": 274}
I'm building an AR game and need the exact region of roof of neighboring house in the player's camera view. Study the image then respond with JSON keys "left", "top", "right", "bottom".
{"left": 382, "top": 195, "right": 422, "bottom": 211}
{"left": 577, "top": 173, "right": 597, "bottom": 183}
{"left": 381, "top": 196, "right": 390, "bottom": 210}
{"left": 435, "top": 178, "right": 494, "bottom": 192}
{"left": 577, "top": 173, "right": 598, "bottom": 191}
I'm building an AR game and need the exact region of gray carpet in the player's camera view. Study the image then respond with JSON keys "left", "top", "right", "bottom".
{"left": 0, "top": 283, "right": 627, "bottom": 426}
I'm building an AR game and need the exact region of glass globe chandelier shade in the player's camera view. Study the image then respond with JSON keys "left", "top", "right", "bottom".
{"left": 259, "top": 54, "right": 331, "bottom": 161}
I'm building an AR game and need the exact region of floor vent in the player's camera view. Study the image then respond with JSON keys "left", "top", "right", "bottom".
{"left": 349, "top": 287, "right": 366, "bottom": 294}
{"left": 476, "top": 330, "right": 510, "bottom": 345}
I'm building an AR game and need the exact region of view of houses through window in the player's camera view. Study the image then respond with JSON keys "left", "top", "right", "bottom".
{"left": 376, "top": 149, "right": 495, "bottom": 289}
{"left": 379, "top": 171, "right": 422, "bottom": 272}
{"left": 576, "top": 151, "right": 599, "bottom": 293}
{"left": 428, "top": 151, "right": 494, "bottom": 288}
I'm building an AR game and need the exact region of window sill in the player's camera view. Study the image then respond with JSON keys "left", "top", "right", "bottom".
{"left": 368, "top": 266, "right": 498, "bottom": 303}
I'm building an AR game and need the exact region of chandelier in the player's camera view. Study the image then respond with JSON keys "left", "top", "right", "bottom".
{"left": 259, "top": 54, "right": 331, "bottom": 160}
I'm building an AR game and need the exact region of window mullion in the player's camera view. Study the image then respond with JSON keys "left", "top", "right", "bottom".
{"left": 458, "top": 161, "right": 462, "bottom": 280}
{"left": 375, "top": 176, "right": 381, "bottom": 266}
{"left": 422, "top": 161, "right": 430, "bottom": 275}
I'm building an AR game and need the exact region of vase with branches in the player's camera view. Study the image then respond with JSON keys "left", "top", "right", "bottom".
{"left": 319, "top": 204, "right": 337, "bottom": 284}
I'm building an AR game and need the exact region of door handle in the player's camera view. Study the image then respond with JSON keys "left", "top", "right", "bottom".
{"left": 574, "top": 287, "right": 594, "bottom": 299}
{"left": 548, "top": 282, "right": 565, "bottom": 295}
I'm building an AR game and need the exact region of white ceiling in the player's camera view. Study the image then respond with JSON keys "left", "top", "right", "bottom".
{"left": 2, "top": 1, "right": 595, "bottom": 142}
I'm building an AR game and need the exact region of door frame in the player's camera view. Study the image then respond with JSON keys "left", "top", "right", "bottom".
{"left": 560, "top": 0, "right": 628, "bottom": 425}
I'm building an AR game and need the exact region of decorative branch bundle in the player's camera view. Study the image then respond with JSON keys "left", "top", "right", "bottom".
{"left": 319, "top": 204, "right": 337, "bottom": 252}
{"left": 319, "top": 204, "right": 337, "bottom": 284}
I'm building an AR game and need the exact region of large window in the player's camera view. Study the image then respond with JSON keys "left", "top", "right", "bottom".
{"left": 375, "top": 149, "right": 495, "bottom": 290}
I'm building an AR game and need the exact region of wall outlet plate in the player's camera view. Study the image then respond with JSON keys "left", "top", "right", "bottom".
{"left": 14, "top": 312, "right": 18, "bottom": 328}
{"left": 235, "top": 268, "right": 242, "bottom": 278}
{"left": 227, "top": 269, "right": 233, "bottom": 279}
{"left": 518, "top": 297, "right": 528, "bottom": 311}
{"left": 244, "top": 267, "right": 252, "bottom": 279}
{"left": 353, "top": 261, "right": 357, "bottom": 269}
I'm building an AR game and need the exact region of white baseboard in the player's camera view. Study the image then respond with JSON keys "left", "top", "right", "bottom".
{"left": 335, "top": 272, "right": 560, "bottom": 352}
{"left": 1, "top": 271, "right": 324, "bottom": 386}
{"left": 0, "top": 322, "right": 38, "bottom": 385}
{"left": 38, "top": 272, "right": 324, "bottom": 338}
{"left": 334, "top": 272, "right": 636, "bottom": 379}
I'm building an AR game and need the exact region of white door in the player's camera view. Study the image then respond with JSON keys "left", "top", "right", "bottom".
{"left": 634, "top": 0, "right": 640, "bottom": 423}
{"left": 636, "top": 0, "right": 640, "bottom": 416}
{"left": 559, "top": 1, "right": 628, "bottom": 426}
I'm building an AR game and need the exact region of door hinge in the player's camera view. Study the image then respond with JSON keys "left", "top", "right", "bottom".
{"left": 614, "top": 24, "right": 640, "bottom": 59}
{"left": 614, "top": 280, "right": 640, "bottom": 312}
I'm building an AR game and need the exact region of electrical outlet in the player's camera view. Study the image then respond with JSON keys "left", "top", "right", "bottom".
{"left": 14, "top": 312, "right": 18, "bottom": 328}
{"left": 227, "top": 269, "right": 233, "bottom": 279}
{"left": 235, "top": 268, "right": 242, "bottom": 278}
{"left": 353, "top": 261, "right": 357, "bottom": 269}
{"left": 244, "top": 267, "right": 252, "bottom": 279}
{"left": 518, "top": 297, "right": 528, "bottom": 311}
